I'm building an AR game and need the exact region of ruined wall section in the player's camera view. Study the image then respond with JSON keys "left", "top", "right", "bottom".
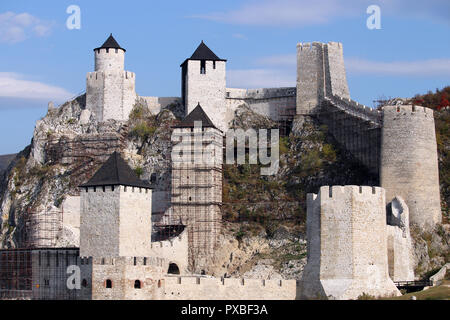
{"left": 324, "top": 42, "right": 350, "bottom": 99}
{"left": 225, "top": 87, "right": 296, "bottom": 126}
{"left": 381, "top": 105, "right": 441, "bottom": 230}
{"left": 300, "top": 186, "right": 400, "bottom": 300}
{"left": 386, "top": 196, "right": 414, "bottom": 282}
{"left": 296, "top": 42, "right": 325, "bottom": 115}
{"left": 318, "top": 96, "right": 382, "bottom": 176}
{"left": 149, "top": 230, "right": 189, "bottom": 275}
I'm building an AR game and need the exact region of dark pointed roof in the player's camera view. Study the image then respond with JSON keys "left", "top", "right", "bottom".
{"left": 79, "top": 152, "right": 151, "bottom": 189}
{"left": 94, "top": 34, "right": 126, "bottom": 52}
{"left": 173, "top": 103, "right": 219, "bottom": 130}
{"left": 181, "top": 41, "right": 226, "bottom": 66}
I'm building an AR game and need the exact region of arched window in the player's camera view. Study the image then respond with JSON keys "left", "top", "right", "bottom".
{"left": 168, "top": 263, "right": 180, "bottom": 275}
{"left": 134, "top": 280, "right": 141, "bottom": 289}
{"left": 105, "top": 279, "right": 112, "bottom": 288}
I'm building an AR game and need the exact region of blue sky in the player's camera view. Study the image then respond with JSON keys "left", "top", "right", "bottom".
{"left": 0, "top": 0, "right": 449, "bottom": 154}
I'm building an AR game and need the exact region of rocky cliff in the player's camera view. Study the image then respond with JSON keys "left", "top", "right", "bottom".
{"left": 0, "top": 97, "right": 448, "bottom": 280}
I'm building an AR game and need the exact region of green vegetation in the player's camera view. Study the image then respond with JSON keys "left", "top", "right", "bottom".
{"left": 128, "top": 103, "right": 158, "bottom": 142}
{"left": 134, "top": 166, "right": 143, "bottom": 178}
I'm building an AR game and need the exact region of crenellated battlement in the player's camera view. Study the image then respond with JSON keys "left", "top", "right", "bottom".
{"left": 308, "top": 185, "right": 384, "bottom": 204}
{"left": 87, "top": 71, "right": 135, "bottom": 80}
{"left": 163, "top": 276, "right": 297, "bottom": 300}
{"left": 88, "top": 256, "right": 166, "bottom": 267}
{"left": 382, "top": 104, "right": 434, "bottom": 117}
{"left": 324, "top": 94, "right": 382, "bottom": 124}
{"left": 297, "top": 41, "right": 325, "bottom": 50}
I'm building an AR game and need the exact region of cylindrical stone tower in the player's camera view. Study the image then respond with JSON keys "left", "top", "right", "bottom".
{"left": 380, "top": 105, "right": 441, "bottom": 230}
{"left": 86, "top": 34, "right": 136, "bottom": 122}
{"left": 94, "top": 34, "right": 125, "bottom": 72}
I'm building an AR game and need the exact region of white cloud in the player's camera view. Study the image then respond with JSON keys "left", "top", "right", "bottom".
{"left": 192, "top": 0, "right": 355, "bottom": 27}
{"left": 192, "top": 0, "right": 450, "bottom": 27}
{"left": 256, "top": 54, "right": 296, "bottom": 67}
{"left": 0, "top": 72, "right": 74, "bottom": 103}
{"left": 228, "top": 69, "right": 295, "bottom": 88}
{"left": 232, "top": 33, "right": 248, "bottom": 40}
{"left": 0, "top": 11, "right": 53, "bottom": 43}
{"left": 346, "top": 58, "right": 450, "bottom": 76}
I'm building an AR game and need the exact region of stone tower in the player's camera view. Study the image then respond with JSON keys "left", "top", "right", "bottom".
{"left": 380, "top": 105, "right": 441, "bottom": 230}
{"left": 86, "top": 34, "right": 137, "bottom": 122}
{"left": 181, "top": 41, "right": 227, "bottom": 131}
{"left": 79, "top": 152, "right": 152, "bottom": 258}
{"left": 170, "top": 104, "right": 223, "bottom": 273}
{"left": 300, "top": 186, "right": 400, "bottom": 300}
{"left": 296, "top": 42, "right": 350, "bottom": 115}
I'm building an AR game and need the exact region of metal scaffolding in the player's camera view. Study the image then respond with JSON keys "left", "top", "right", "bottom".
{"left": 170, "top": 164, "right": 222, "bottom": 272}
{"left": 22, "top": 208, "right": 63, "bottom": 249}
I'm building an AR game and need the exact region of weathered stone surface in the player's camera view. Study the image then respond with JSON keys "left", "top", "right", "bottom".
{"left": 300, "top": 186, "right": 401, "bottom": 300}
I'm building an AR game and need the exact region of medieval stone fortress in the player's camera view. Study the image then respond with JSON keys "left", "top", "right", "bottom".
{"left": 0, "top": 34, "right": 446, "bottom": 300}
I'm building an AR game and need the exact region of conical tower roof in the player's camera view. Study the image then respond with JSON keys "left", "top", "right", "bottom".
{"left": 79, "top": 151, "right": 151, "bottom": 188}
{"left": 173, "top": 103, "right": 218, "bottom": 130}
{"left": 94, "top": 34, "right": 126, "bottom": 52}
{"left": 181, "top": 41, "right": 226, "bottom": 66}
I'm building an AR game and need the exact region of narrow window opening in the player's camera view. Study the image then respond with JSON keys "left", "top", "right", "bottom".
{"left": 106, "top": 279, "right": 112, "bottom": 288}
{"left": 82, "top": 279, "right": 87, "bottom": 288}
{"left": 200, "top": 60, "right": 206, "bottom": 74}
{"left": 134, "top": 280, "right": 141, "bottom": 289}
{"left": 213, "top": 61, "right": 216, "bottom": 69}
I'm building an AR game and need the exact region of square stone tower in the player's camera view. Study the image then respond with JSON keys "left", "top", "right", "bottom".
{"left": 296, "top": 42, "right": 350, "bottom": 115}
{"left": 181, "top": 41, "right": 227, "bottom": 132}
{"left": 86, "top": 34, "right": 137, "bottom": 122}
{"left": 300, "top": 185, "right": 400, "bottom": 300}
{"left": 79, "top": 152, "right": 152, "bottom": 258}
{"left": 170, "top": 104, "right": 223, "bottom": 273}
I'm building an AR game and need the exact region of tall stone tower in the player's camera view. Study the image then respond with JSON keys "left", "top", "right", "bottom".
{"left": 79, "top": 152, "right": 153, "bottom": 258}
{"left": 296, "top": 42, "right": 350, "bottom": 115}
{"left": 300, "top": 186, "right": 400, "bottom": 300}
{"left": 181, "top": 41, "right": 227, "bottom": 131}
{"left": 170, "top": 104, "right": 223, "bottom": 273}
{"left": 86, "top": 34, "right": 137, "bottom": 122}
{"left": 380, "top": 105, "right": 441, "bottom": 230}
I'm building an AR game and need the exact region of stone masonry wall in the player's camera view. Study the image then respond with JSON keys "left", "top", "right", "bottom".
{"left": 300, "top": 186, "right": 400, "bottom": 300}
{"left": 118, "top": 186, "right": 152, "bottom": 257}
{"left": 184, "top": 60, "right": 227, "bottom": 131}
{"left": 381, "top": 105, "right": 441, "bottom": 230}
{"left": 80, "top": 186, "right": 120, "bottom": 257}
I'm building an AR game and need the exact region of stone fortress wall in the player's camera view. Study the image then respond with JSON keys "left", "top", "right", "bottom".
{"left": 381, "top": 105, "right": 442, "bottom": 229}
{"left": 300, "top": 186, "right": 401, "bottom": 300}
{"left": 4, "top": 36, "right": 441, "bottom": 300}
{"left": 0, "top": 247, "right": 295, "bottom": 300}
{"left": 86, "top": 46, "right": 137, "bottom": 122}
